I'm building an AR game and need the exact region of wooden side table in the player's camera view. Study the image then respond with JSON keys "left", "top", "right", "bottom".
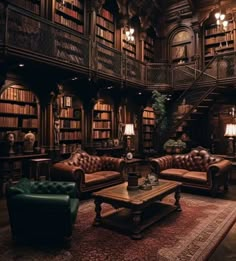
{"left": 29, "top": 158, "right": 52, "bottom": 181}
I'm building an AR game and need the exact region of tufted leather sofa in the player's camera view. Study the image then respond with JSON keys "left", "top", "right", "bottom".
{"left": 150, "top": 147, "right": 232, "bottom": 196}
{"left": 51, "top": 150, "right": 125, "bottom": 195}
{"left": 6, "top": 178, "right": 79, "bottom": 242}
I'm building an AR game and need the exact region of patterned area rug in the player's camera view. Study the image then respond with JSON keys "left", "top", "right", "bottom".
{"left": 1, "top": 193, "right": 236, "bottom": 261}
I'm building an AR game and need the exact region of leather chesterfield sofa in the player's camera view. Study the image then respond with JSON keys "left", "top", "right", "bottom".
{"left": 51, "top": 150, "right": 125, "bottom": 195}
{"left": 150, "top": 147, "right": 232, "bottom": 196}
{"left": 6, "top": 178, "right": 79, "bottom": 243}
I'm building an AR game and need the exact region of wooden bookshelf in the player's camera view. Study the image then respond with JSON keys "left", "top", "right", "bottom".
{"left": 142, "top": 106, "right": 155, "bottom": 152}
{"left": 144, "top": 35, "right": 155, "bottom": 63}
{"left": 0, "top": 85, "right": 39, "bottom": 152}
{"left": 54, "top": 0, "right": 84, "bottom": 34}
{"left": 204, "top": 21, "right": 234, "bottom": 64}
{"left": 96, "top": 8, "right": 115, "bottom": 48}
{"left": 8, "top": 0, "right": 40, "bottom": 15}
{"left": 122, "top": 30, "right": 136, "bottom": 58}
{"left": 92, "top": 100, "right": 112, "bottom": 143}
{"left": 59, "top": 95, "right": 82, "bottom": 154}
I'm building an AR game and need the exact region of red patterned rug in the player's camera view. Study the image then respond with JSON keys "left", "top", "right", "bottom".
{"left": 1, "top": 193, "right": 236, "bottom": 261}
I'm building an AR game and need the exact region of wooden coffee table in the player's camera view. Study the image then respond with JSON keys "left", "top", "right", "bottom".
{"left": 92, "top": 179, "right": 182, "bottom": 239}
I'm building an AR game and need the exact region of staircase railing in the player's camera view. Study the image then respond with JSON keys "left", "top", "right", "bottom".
{"left": 162, "top": 54, "right": 231, "bottom": 142}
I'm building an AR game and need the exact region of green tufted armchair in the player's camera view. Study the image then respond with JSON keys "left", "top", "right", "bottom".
{"left": 6, "top": 178, "right": 79, "bottom": 243}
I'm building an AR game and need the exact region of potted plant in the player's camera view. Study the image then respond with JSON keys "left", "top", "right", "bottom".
{"left": 151, "top": 90, "right": 167, "bottom": 133}
{"left": 163, "top": 139, "right": 176, "bottom": 154}
{"left": 173, "top": 139, "right": 186, "bottom": 154}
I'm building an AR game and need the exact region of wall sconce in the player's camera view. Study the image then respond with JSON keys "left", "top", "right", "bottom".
{"left": 215, "top": 10, "right": 228, "bottom": 31}
{"left": 123, "top": 124, "right": 135, "bottom": 158}
{"left": 224, "top": 123, "right": 236, "bottom": 155}
{"left": 124, "top": 27, "right": 135, "bottom": 42}
{"left": 58, "top": 0, "right": 74, "bottom": 9}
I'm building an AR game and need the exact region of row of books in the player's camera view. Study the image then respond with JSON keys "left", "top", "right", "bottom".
{"left": 1, "top": 87, "right": 36, "bottom": 103}
{"left": 59, "top": 131, "right": 81, "bottom": 140}
{"left": 96, "top": 16, "right": 114, "bottom": 32}
{"left": 55, "top": 3, "right": 83, "bottom": 21}
{"left": 0, "top": 117, "right": 18, "bottom": 127}
{"left": 94, "top": 103, "right": 111, "bottom": 111}
{"left": 97, "top": 38, "right": 113, "bottom": 48}
{"left": 205, "top": 24, "right": 233, "bottom": 36}
{"left": 205, "top": 34, "right": 233, "bottom": 45}
{"left": 0, "top": 103, "right": 37, "bottom": 115}
{"left": 100, "top": 8, "right": 114, "bottom": 23}
{"left": 143, "top": 119, "right": 155, "bottom": 125}
{"left": 93, "top": 130, "right": 111, "bottom": 139}
{"left": 145, "top": 36, "right": 154, "bottom": 46}
{"left": 54, "top": 13, "right": 84, "bottom": 33}
{"left": 55, "top": 49, "right": 84, "bottom": 64}
{"left": 61, "top": 0, "right": 84, "bottom": 10}
{"left": 96, "top": 27, "right": 114, "bottom": 42}
{"left": 94, "top": 112, "right": 111, "bottom": 120}
{"left": 143, "top": 110, "right": 155, "bottom": 118}
{"left": 22, "top": 119, "right": 38, "bottom": 128}
{"left": 60, "top": 119, "right": 81, "bottom": 128}
{"left": 143, "top": 133, "right": 153, "bottom": 139}
{"left": 144, "top": 42, "right": 154, "bottom": 52}
{"left": 93, "top": 121, "right": 111, "bottom": 129}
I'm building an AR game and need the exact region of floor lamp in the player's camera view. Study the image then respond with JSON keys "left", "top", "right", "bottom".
{"left": 224, "top": 123, "right": 236, "bottom": 156}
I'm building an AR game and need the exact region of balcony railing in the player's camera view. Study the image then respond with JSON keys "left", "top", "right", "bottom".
{"left": 1, "top": 4, "right": 236, "bottom": 90}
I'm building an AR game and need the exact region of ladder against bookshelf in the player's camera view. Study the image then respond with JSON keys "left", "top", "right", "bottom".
{"left": 0, "top": 84, "right": 39, "bottom": 154}
{"left": 92, "top": 100, "right": 112, "bottom": 145}
{"left": 59, "top": 95, "right": 82, "bottom": 154}
{"left": 96, "top": 8, "right": 115, "bottom": 48}
{"left": 8, "top": 0, "right": 41, "bottom": 15}
{"left": 142, "top": 106, "right": 155, "bottom": 152}
{"left": 54, "top": 0, "right": 84, "bottom": 34}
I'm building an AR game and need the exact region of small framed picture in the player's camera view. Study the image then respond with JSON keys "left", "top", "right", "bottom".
{"left": 64, "top": 96, "right": 72, "bottom": 108}
{"left": 113, "top": 139, "right": 119, "bottom": 147}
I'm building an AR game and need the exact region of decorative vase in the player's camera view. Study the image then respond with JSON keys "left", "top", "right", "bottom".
{"left": 23, "top": 131, "right": 35, "bottom": 153}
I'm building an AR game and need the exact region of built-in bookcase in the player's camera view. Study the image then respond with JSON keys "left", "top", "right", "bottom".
{"left": 142, "top": 106, "right": 155, "bottom": 151}
{"left": 204, "top": 20, "right": 234, "bottom": 64}
{"left": 144, "top": 35, "right": 155, "bottom": 63}
{"left": 0, "top": 84, "right": 39, "bottom": 147}
{"left": 8, "top": 0, "right": 40, "bottom": 15}
{"left": 122, "top": 30, "right": 136, "bottom": 58}
{"left": 92, "top": 100, "right": 112, "bottom": 144}
{"left": 59, "top": 95, "right": 82, "bottom": 153}
{"left": 54, "top": 0, "right": 84, "bottom": 34}
{"left": 96, "top": 8, "right": 115, "bottom": 48}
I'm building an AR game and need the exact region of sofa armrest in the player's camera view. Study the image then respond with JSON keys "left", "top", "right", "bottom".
{"left": 207, "top": 159, "right": 232, "bottom": 178}
{"left": 30, "top": 181, "right": 78, "bottom": 198}
{"left": 9, "top": 194, "right": 70, "bottom": 210}
{"left": 150, "top": 155, "right": 174, "bottom": 173}
{"left": 51, "top": 162, "right": 85, "bottom": 182}
{"left": 101, "top": 156, "right": 125, "bottom": 171}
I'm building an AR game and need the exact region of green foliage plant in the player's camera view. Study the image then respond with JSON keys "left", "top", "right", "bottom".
{"left": 151, "top": 90, "right": 167, "bottom": 132}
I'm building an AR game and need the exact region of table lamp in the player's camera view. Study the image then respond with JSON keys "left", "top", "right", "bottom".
{"left": 123, "top": 123, "right": 135, "bottom": 159}
{"left": 224, "top": 123, "right": 236, "bottom": 156}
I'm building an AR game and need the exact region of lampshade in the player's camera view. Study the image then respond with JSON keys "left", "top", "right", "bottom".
{"left": 124, "top": 124, "right": 135, "bottom": 136}
{"left": 224, "top": 124, "right": 236, "bottom": 137}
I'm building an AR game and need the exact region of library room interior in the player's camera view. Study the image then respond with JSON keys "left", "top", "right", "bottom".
{"left": 1, "top": 0, "right": 236, "bottom": 260}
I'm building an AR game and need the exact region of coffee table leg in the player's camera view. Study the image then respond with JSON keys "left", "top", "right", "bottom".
{"left": 131, "top": 210, "right": 142, "bottom": 240}
{"left": 93, "top": 198, "right": 102, "bottom": 226}
{"left": 174, "top": 186, "right": 182, "bottom": 211}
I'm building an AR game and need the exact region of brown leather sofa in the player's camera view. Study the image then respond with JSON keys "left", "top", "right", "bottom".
{"left": 51, "top": 150, "right": 125, "bottom": 195}
{"left": 150, "top": 147, "right": 232, "bottom": 196}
